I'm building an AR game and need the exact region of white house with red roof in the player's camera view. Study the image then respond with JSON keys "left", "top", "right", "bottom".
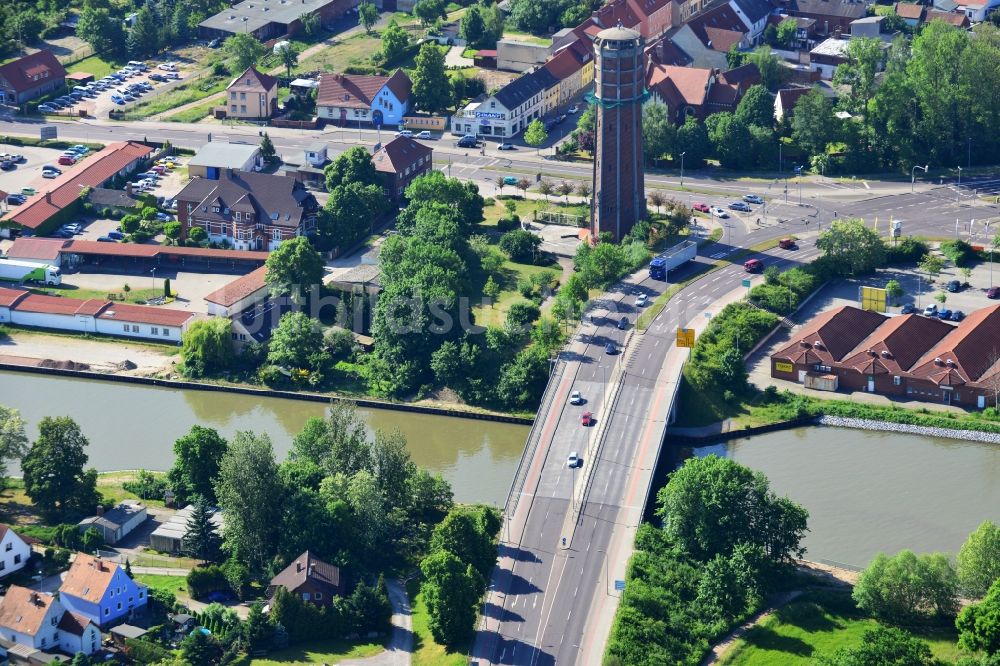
{"left": 316, "top": 70, "right": 413, "bottom": 127}
{"left": 0, "top": 286, "right": 198, "bottom": 342}
{"left": 0, "top": 50, "right": 66, "bottom": 105}
{"left": 0, "top": 585, "right": 100, "bottom": 657}
{"left": 0, "top": 525, "right": 32, "bottom": 579}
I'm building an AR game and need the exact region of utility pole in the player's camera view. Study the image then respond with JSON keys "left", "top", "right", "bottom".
{"left": 957, "top": 166, "right": 963, "bottom": 205}
{"left": 679, "top": 151, "right": 686, "bottom": 188}
{"left": 911, "top": 164, "right": 928, "bottom": 194}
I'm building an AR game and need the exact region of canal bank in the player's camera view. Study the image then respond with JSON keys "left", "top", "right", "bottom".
{"left": 0, "top": 371, "right": 530, "bottom": 505}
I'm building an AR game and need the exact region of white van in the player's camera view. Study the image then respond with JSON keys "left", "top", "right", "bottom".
{"left": 127, "top": 60, "right": 147, "bottom": 70}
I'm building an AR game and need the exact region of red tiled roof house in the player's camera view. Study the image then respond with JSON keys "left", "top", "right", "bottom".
{"left": 373, "top": 136, "right": 433, "bottom": 205}
{"left": 226, "top": 67, "right": 278, "bottom": 120}
{"left": 317, "top": 70, "right": 412, "bottom": 128}
{"left": 0, "top": 50, "right": 66, "bottom": 105}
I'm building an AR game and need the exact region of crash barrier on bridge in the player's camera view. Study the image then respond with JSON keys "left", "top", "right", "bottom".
{"left": 503, "top": 358, "right": 568, "bottom": 518}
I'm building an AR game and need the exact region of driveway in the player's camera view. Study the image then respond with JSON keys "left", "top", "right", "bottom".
{"left": 445, "top": 45, "right": 473, "bottom": 68}
{"left": 342, "top": 579, "right": 412, "bottom": 666}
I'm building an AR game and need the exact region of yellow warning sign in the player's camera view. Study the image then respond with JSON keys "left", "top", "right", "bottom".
{"left": 860, "top": 286, "right": 887, "bottom": 313}
{"left": 676, "top": 328, "right": 696, "bottom": 348}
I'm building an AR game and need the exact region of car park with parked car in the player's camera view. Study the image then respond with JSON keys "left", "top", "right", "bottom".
{"left": 743, "top": 194, "right": 764, "bottom": 204}
{"left": 710, "top": 206, "right": 729, "bottom": 218}
{"left": 692, "top": 202, "right": 710, "bottom": 213}
{"left": 729, "top": 201, "right": 752, "bottom": 212}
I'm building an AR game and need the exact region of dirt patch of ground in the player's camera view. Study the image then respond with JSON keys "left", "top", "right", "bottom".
{"left": 0, "top": 330, "right": 176, "bottom": 374}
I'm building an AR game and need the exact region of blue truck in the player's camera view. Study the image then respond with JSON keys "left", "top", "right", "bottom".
{"left": 649, "top": 240, "right": 697, "bottom": 280}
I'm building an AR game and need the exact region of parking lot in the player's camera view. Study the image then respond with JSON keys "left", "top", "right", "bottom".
{"left": 38, "top": 61, "right": 185, "bottom": 120}
{"left": 0, "top": 144, "right": 76, "bottom": 203}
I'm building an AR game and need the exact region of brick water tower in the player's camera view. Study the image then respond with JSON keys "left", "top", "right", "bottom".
{"left": 590, "top": 24, "right": 646, "bottom": 242}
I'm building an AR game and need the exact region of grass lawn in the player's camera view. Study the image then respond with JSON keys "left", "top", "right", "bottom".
{"left": 294, "top": 33, "right": 384, "bottom": 75}
{"left": 238, "top": 639, "right": 384, "bottom": 665}
{"left": 483, "top": 196, "right": 587, "bottom": 227}
{"left": 125, "top": 75, "right": 228, "bottom": 119}
{"left": 501, "top": 29, "right": 552, "bottom": 46}
{"left": 408, "top": 579, "right": 468, "bottom": 666}
{"left": 472, "top": 259, "right": 560, "bottom": 327}
{"left": 134, "top": 574, "right": 192, "bottom": 605}
{"left": 0, "top": 473, "right": 169, "bottom": 527}
{"left": 719, "top": 591, "right": 961, "bottom": 666}
{"left": 66, "top": 55, "right": 118, "bottom": 79}
{"left": 30, "top": 283, "right": 163, "bottom": 304}
{"left": 163, "top": 97, "right": 218, "bottom": 123}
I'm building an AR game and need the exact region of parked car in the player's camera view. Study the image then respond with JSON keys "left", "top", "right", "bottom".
{"left": 634, "top": 293, "right": 648, "bottom": 307}
{"left": 415, "top": 130, "right": 433, "bottom": 139}
{"left": 63, "top": 223, "right": 82, "bottom": 234}
{"left": 395, "top": 129, "right": 413, "bottom": 137}
{"left": 950, "top": 310, "right": 965, "bottom": 321}
{"left": 900, "top": 303, "right": 916, "bottom": 314}
{"left": 37, "top": 104, "right": 56, "bottom": 113}
{"left": 107, "top": 231, "right": 125, "bottom": 240}
{"left": 58, "top": 155, "right": 76, "bottom": 165}
{"left": 568, "top": 104, "right": 579, "bottom": 114}
{"left": 71, "top": 145, "right": 88, "bottom": 154}
{"left": 151, "top": 165, "right": 166, "bottom": 174}
{"left": 937, "top": 309, "right": 953, "bottom": 320}
{"left": 158, "top": 62, "right": 177, "bottom": 71}
{"left": 743, "top": 194, "right": 764, "bottom": 204}
{"left": 208, "top": 37, "right": 221, "bottom": 48}
{"left": 744, "top": 258, "right": 763, "bottom": 273}
{"left": 923, "top": 304, "right": 938, "bottom": 316}
{"left": 42, "top": 165, "right": 61, "bottom": 174}
{"left": 569, "top": 390, "right": 583, "bottom": 405}
{"left": 692, "top": 202, "right": 710, "bottom": 213}
{"left": 96, "top": 236, "right": 117, "bottom": 242}
{"left": 946, "top": 280, "right": 963, "bottom": 292}
{"left": 148, "top": 73, "right": 167, "bottom": 82}
{"left": 0, "top": 161, "right": 13, "bottom": 171}
{"left": 457, "top": 135, "right": 478, "bottom": 148}
{"left": 111, "top": 95, "right": 126, "bottom": 105}
{"left": 41, "top": 169, "right": 58, "bottom": 178}
{"left": 710, "top": 206, "right": 729, "bottom": 218}
{"left": 20, "top": 187, "right": 36, "bottom": 196}
{"left": 503, "top": 175, "right": 518, "bottom": 186}
{"left": 497, "top": 142, "right": 515, "bottom": 150}
{"left": 729, "top": 201, "right": 752, "bottom": 212}
{"left": 988, "top": 286, "right": 1000, "bottom": 299}
{"left": 567, "top": 451, "right": 581, "bottom": 467}
{"left": 155, "top": 212, "right": 172, "bottom": 221}
{"left": 6, "top": 194, "right": 25, "bottom": 205}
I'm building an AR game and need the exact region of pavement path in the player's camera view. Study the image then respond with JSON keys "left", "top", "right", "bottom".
{"left": 445, "top": 45, "right": 474, "bottom": 68}
{"left": 342, "top": 579, "right": 412, "bottom": 666}
{"left": 701, "top": 590, "right": 804, "bottom": 666}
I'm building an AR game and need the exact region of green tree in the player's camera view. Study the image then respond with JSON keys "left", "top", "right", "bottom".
{"left": 184, "top": 495, "right": 222, "bottom": 563}
{"left": 164, "top": 221, "right": 182, "bottom": 241}
{"left": 411, "top": 43, "right": 451, "bottom": 112}
{"left": 259, "top": 132, "right": 277, "bottom": 163}
{"left": 524, "top": 119, "right": 548, "bottom": 153}
{"left": 499, "top": 229, "right": 542, "bottom": 263}
{"left": 792, "top": 89, "right": 835, "bottom": 158}
{"left": 275, "top": 42, "right": 298, "bottom": 78}
{"left": 748, "top": 46, "right": 787, "bottom": 91}
{"left": 483, "top": 275, "right": 501, "bottom": 304}
{"left": 127, "top": 6, "right": 159, "bottom": 58}
{"left": 265, "top": 236, "right": 324, "bottom": 300}
{"left": 958, "top": 521, "right": 1000, "bottom": 598}
{"left": 818, "top": 626, "right": 935, "bottom": 666}
{"left": 317, "top": 181, "right": 387, "bottom": 252}
{"left": 420, "top": 550, "right": 484, "bottom": 645}
{"left": 430, "top": 505, "right": 502, "bottom": 578}
{"left": 919, "top": 253, "right": 945, "bottom": 280}
{"left": 957, "top": 577, "right": 1000, "bottom": 655}
{"left": 180, "top": 318, "right": 234, "bottom": 377}
{"left": 675, "top": 115, "right": 710, "bottom": 166}
{"left": 727, "top": 44, "right": 748, "bottom": 69}
{"left": 223, "top": 33, "right": 266, "bottom": 74}
{"left": 214, "top": 431, "right": 282, "bottom": 575}
{"left": 77, "top": 6, "right": 125, "bottom": 57}
{"left": 885, "top": 279, "right": 904, "bottom": 306}
{"left": 242, "top": 601, "right": 274, "bottom": 651}
{"left": 358, "top": 0, "right": 378, "bottom": 34}
{"left": 775, "top": 18, "right": 798, "bottom": 49}
{"left": 736, "top": 84, "right": 774, "bottom": 128}
{"left": 834, "top": 37, "right": 885, "bottom": 118}
{"left": 299, "top": 11, "right": 321, "bottom": 37}
{"left": 70, "top": 653, "right": 91, "bottom": 666}
{"left": 324, "top": 145, "right": 380, "bottom": 190}
{"left": 0, "top": 406, "right": 28, "bottom": 489}
{"left": 853, "top": 550, "right": 958, "bottom": 622}
{"left": 706, "top": 112, "right": 753, "bottom": 169}
{"left": 381, "top": 19, "right": 410, "bottom": 64}
{"left": 267, "top": 311, "right": 324, "bottom": 369}
{"left": 167, "top": 425, "right": 229, "bottom": 504}
{"left": 21, "top": 417, "right": 100, "bottom": 520}
{"left": 656, "top": 454, "right": 808, "bottom": 564}
{"left": 401, "top": 171, "right": 485, "bottom": 232}
{"left": 642, "top": 100, "right": 675, "bottom": 163}
{"left": 461, "top": 4, "right": 486, "bottom": 46}
{"left": 414, "top": 0, "right": 447, "bottom": 26}
{"left": 816, "top": 219, "right": 886, "bottom": 275}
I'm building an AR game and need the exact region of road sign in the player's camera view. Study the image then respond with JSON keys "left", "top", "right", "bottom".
{"left": 676, "top": 328, "right": 695, "bottom": 348}
{"left": 614, "top": 580, "right": 625, "bottom": 591}
{"left": 741, "top": 278, "right": 751, "bottom": 288}
{"left": 39, "top": 125, "right": 57, "bottom": 141}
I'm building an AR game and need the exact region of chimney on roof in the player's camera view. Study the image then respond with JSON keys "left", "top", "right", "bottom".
{"left": 96, "top": 505, "right": 104, "bottom": 517}
{"left": 297, "top": 561, "right": 304, "bottom": 573}
{"left": 30, "top": 592, "right": 38, "bottom": 604}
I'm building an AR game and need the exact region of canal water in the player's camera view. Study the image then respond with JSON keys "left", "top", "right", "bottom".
{"left": 0, "top": 372, "right": 529, "bottom": 506}
{"left": 692, "top": 426, "right": 1000, "bottom": 568}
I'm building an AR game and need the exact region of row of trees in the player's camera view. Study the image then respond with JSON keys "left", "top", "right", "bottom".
{"left": 507, "top": 0, "right": 597, "bottom": 35}
{"left": 0, "top": 0, "right": 64, "bottom": 58}
{"left": 606, "top": 455, "right": 809, "bottom": 664}
{"left": 77, "top": 0, "right": 228, "bottom": 60}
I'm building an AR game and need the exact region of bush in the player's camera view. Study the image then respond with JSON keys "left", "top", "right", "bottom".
{"left": 496, "top": 216, "right": 520, "bottom": 232}
{"left": 853, "top": 550, "right": 958, "bottom": 622}
{"left": 122, "top": 470, "right": 167, "bottom": 500}
{"left": 124, "top": 638, "right": 172, "bottom": 663}
{"left": 886, "top": 237, "right": 929, "bottom": 264}
{"left": 940, "top": 239, "right": 975, "bottom": 266}
{"left": 186, "top": 564, "right": 230, "bottom": 600}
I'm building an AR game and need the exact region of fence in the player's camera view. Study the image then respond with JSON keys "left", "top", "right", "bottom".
{"left": 536, "top": 210, "right": 585, "bottom": 227}
{"left": 56, "top": 44, "right": 96, "bottom": 66}
{"left": 96, "top": 549, "right": 197, "bottom": 571}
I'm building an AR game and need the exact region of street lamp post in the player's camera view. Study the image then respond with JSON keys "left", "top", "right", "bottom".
{"left": 957, "top": 166, "right": 963, "bottom": 205}
{"left": 911, "top": 164, "right": 928, "bottom": 194}
{"left": 679, "top": 151, "right": 686, "bottom": 188}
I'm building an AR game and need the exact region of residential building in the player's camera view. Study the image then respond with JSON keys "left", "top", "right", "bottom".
{"left": 583, "top": 0, "right": 676, "bottom": 41}
{"left": 0, "top": 526, "right": 32, "bottom": 579}
{"left": 188, "top": 142, "right": 263, "bottom": 179}
{"left": 0, "top": 50, "right": 66, "bottom": 105}
{"left": 770, "top": 304, "right": 1000, "bottom": 408}
{"left": 955, "top": 0, "right": 998, "bottom": 21}
{"left": 59, "top": 553, "right": 148, "bottom": 628}
{"left": 226, "top": 67, "right": 277, "bottom": 120}
{"left": 646, "top": 63, "right": 755, "bottom": 123}
{"left": 373, "top": 136, "right": 433, "bottom": 205}
{"left": 149, "top": 504, "right": 224, "bottom": 554}
{"left": 175, "top": 171, "right": 318, "bottom": 251}
{"left": 0, "top": 287, "right": 198, "bottom": 342}
{"left": 203, "top": 266, "right": 274, "bottom": 349}
{"left": 809, "top": 37, "right": 851, "bottom": 79}
{"left": 895, "top": 2, "right": 972, "bottom": 26}
{"left": 316, "top": 70, "right": 412, "bottom": 127}
{"left": 926, "top": 8, "right": 971, "bottom": 26}
{"left": 775, "top": 0, "right": 868, "bottom": 37}
{"left": 280, "top": 144, "right": 329, "bottom": 190}
{"left": 728, "top": 0, "right": 774, "bottom": 43}
{"left": 541, "top": 39, "right": 596, "bottom": 106}
{"left": 77, "top": 500, "right": 147, "bottom": 546}
{"left": 850, "top": 15, "right": 888, "bottom": 39}
{"left": 267, "top": 551, "right": 345, "bottom": 607}
{"left": 0, "top": 141, "right": 152, "bottom": 236}
{"left": 0, "top": 587, "right": 65, "bottom": 654}
{"left": 894, "top": 2, "right": 926, "bottom": 25}
{"left": 450, "top": 67, "right": 558, "bottom": 138}
{"left": 198, "top": 0, "right": 355, "bottom": 40}
{"left": 667, "top": 3, "right": 753, "bottom": 69}
{"left": 774, "top": 86, "right": 813, "bottom": 120}
{"left": 57, "top": 612, "right": 101, "bottom": 657}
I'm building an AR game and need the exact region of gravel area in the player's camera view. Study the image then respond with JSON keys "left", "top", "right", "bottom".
{"left": 0, "top": 330, "right": 175, "bottom": 373}
{"left": 817, "top": 415, "right": 1000, "bottom": 443}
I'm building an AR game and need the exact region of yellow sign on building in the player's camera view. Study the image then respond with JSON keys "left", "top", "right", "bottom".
{"left": 860, "top": 286, "right": 887, "bottom": 313}
{"left": 775, "top": 361, "right": 794, "bottom": 373}
{"left": 676, "top": 328, "right": 696, "bottom": 348}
